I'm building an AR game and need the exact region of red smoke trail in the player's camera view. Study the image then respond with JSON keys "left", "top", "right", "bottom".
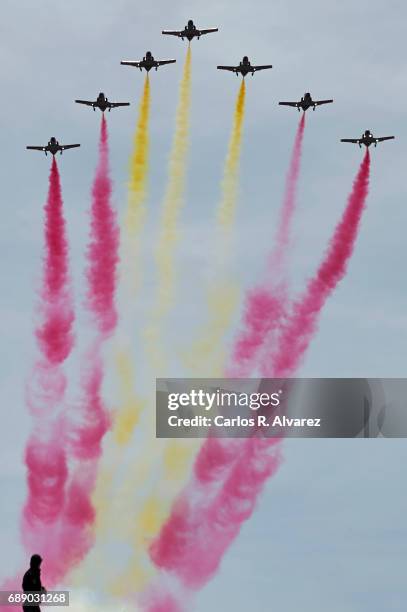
{"left": 149, "top": 437, "right": 281, "bottom": 590}
{"left": 228, "top": 114, "right": 306, "bottom": 377}
{"left": 21, "top": 157, "right": 74, "bottom": 564}
{"left": 141, "top": 590, "right": 185, "bottom": 612}
{"left": 35, "top": 158, "right": 75, "bottom": 363}
{"left": 67, "top": 113, "right": 117, "bottom": 460}
{"left": 85, "top": 114, "right": 119, "bottom": 337}
{"left": 45, "top": 114, "right": 119, "bottom": 584}
{"left": 147, "top": 151, "right": 371, "bottom": 602}
{"left": 266, "top": 149, "right": 370, "bottom": 377}
{"left": 5, "top": 116, "right": 119, "bottom": 593}
{"left": 145, "top": 113, "right": 309, "bottom": 586}
{"left": 148, "top": 114, "right": 307, "bottom": 588}
{"left": 0, "top": 159, "right": 74, "bottom": 608}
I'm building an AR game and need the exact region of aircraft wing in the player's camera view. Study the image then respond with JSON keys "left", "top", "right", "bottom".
{"left": 156, "top": 59, "right": 176, "bottom": 66}
{"left": 217, "top": 65, "right": 237, "bottom": 72}
{"left": 198, "top": 28, "right": 218, "bottom": 35}
{"left": 121, "top": 60, "right": 142, "bottom": 67}
{"left": 314, "top": 99, "right": 333, "bottom": 106}
{"left": 75, "top": 99, "right": 94, "bottom": 106}
{"left": 26, "top": 146, "right": 46, "bottom": 151}
{"left": 162, "top": 30, "right": 183, "bottom": 37}
{"left": 252, "top": 64, "right": 273, "bottom": 71}
{"left": 61, "top": 144, "right": 80, "bottom": 151}
{"left": 340, "top": 139, "right": 360, "bottom": 144}
{"left": 110, "top": 102, "right": 130, "bottom": 108}
{"left": 279, "top": 101, "right": 299, "bottom": 107}
{"left": 376, "top": 136, "right": 395, "bottom": 142}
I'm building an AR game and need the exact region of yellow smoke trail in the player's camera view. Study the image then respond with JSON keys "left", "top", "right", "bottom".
{"left": 96, "top": 73, "right": 151, "bottom": 494}
{"left": 103, "top": 73, "right": 151, "bottom": 461}
{"left": 111, "top": 76, "right": 247, "bottom": 600}
{"left": 184, "top": 80, "right": 246, "bottom": 376}
{"left": 95, "top": 75, "right": 151, "bottom": 530}
{"left": 218, "top": 79, "right": 246, "bottom": 229}
{"left": 111, "top": 75, "right": 247, "bottom": 601}
{"left": 113, "top": 350, "right": 145, "bottom": 446}
{"left": 125, "top": 75, "right": 150, "bottom": 264}
{"left": 144, "top": 46, "right": 192, "bottom": 374}
{"left": 107, "top": 435, "right": 199, "bottom": 598}
{"left": 107, "top": 49, "right": 196, "bottom": 597}
{"left": 69, "top": 76, "right": 151, "bottom": 590}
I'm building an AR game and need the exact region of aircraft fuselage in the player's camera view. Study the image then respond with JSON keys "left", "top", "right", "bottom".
{"left": 182, "top": 21, "right": 198, "bottom": 40}
{"left": 297, "top": 94, "right": 315, "bottom": 111}
{"left": 360, "top": 136, "right": 375, "bottom": 147}
{"left": 47, "top": 140, "right": 61, "bottom": 156}
{"left": 356, "top": 131, "right": 375, "bottom": 147}
{"left": 95, "top": 94, "right": 109, "bottom": 111}
{"left": 141, "top": 54, "right": 157, "bottom": 71}
{"left": 238, "top": 58, "right": 252, "bottom": 77}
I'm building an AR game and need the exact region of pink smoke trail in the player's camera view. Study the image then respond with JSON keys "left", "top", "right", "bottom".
{"left": 228, "top": 113, "right": 306, "bottom": 377}
{"left": 21, "top": 156, "right": 74, "bottom": 562}
{"left": 2, "top": 117, "right": 119, "bottom": 597}
{"left": 67, "top": 113, "right": 117, "bottom": 460}
{"left": 46, "top": 114, "right": 119, "bottom": 584}
{"left": 142, "top": 112, "right": 307, "bottom": 598}
{"left": 0, "top": 159, "right": 76, "bottom": 607}
{"left": 85, "top": 114, "right": 119, "bottom": 337}
{"left": 35, "top": 158, "right": 75, "bottom": 364}
{"left": 266, "top": 149, "right": 370, "bottom": 377}
{"left": 141, "top": 590, "right": 185, "bottom": 612}
{"left": 149, "top": 437, "right": 281, "bottom": 590}
{"left": 145, "top": 151, "right": 371, "bottom": 604}
{"left": 142, "top": 114, "right": 307, "bottom": 599}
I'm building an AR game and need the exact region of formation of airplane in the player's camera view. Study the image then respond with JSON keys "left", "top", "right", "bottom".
{"left": 75, "top": 92, "right": 130, "bottom": 112}
{"left": 25, "top": 19, "right": 396, "bottom": 159}
{"left": 162, "top": 19, "right": 218, "bottom": 41}
{"left": 279, "top": 92, "right": 333, "bottom": 112}
{"left": 26, "top": 137, "right": 80, "bottom": 157}
{"left": 341, "top": 130, "right": 395, "bottom": 148}
{"left": 217, "top": 56, "right": 273, "bottom": 77}
{"left": 121, "top": 51, "right": 176, "bottom": 72}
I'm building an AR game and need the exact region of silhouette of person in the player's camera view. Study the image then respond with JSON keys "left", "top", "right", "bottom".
{"left": 22, "top": 554, "right": 46, "bottom": 612}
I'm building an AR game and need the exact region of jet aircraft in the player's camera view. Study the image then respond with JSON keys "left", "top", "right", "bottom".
{"left": 341, "top": 130, "right": 395, "bottom": 148}
{"left": 162, "top": 19, "right": 218, "bottom": 41}
{"left": 120, "top": 51, "right": 176, "bottom": 72}
{"left": 279, "top": 92, "right": 333, "bottom": 111}
{"left": 75, "top": 92, "right": 130, "bottom": 112}
{"left": 26, "top": 137, "right": 80, "bottom": 156}
{"left": 217, "top": 56, "right": 273, "bottom": 77}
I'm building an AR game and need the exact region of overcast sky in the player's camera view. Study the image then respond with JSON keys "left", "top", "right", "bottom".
{"left": 0, "top": 0, "right": 406, "bottom": 611}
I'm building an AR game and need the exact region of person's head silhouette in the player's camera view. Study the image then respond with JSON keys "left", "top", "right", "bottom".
{"left": 30, "top": 555, "right": 42, "bottom": 570}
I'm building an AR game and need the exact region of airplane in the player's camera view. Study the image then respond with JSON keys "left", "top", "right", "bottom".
{"left": 279, "top": 92, "right": 333, "bottom": 112}
{"left": 120, "top": 51, "right": 176, "bottom": 72}
{"left": 217, "top": 56, "right": 273, "bottom": 77}
{"left": 162, "top": 19, "right": 218, "bottom": 41}
{"left": 75, "top": 92, "right": 130, "bottom": 112}
{"left": 26, "top": 137, "right": 80, "bottom": 156}
{"left": 341, "top": 130, "right": 395, "bottom": 148}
